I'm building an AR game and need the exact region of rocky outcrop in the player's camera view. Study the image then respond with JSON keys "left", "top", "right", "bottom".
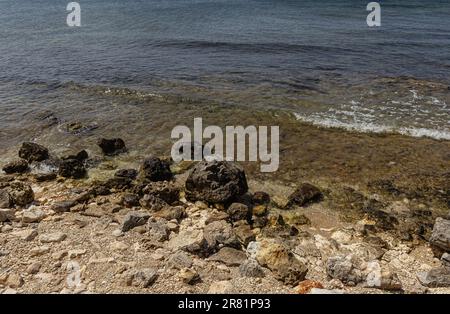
{"left": 18, "top": 142, "right": 49, "bottom": 162}
{"left": 185, "top": 161, "right": 248, "bottom": 204}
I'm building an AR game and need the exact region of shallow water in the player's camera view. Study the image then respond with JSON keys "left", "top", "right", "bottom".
{"left": 0, "top": 0, "right": 449, "bottom": 151}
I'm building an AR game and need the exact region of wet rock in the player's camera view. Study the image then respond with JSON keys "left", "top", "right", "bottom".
{"left": 22, "top": 208, "right": 45, "bottom": 223}
{"left": 0, "top": 189, "right": 12, "bottom": 208}
{"left": 120, "top": 193, "right": 140, "bottom": 208}
{"left": 287, "top": 183, "right": 322, "bottom": 207}
{"left": 168, "top": 252, "right": 193, "bottom": 270}
{"left": 185, "top": 161, "right": 248, "bottom": 204}
{"left": 19, "top": 142, "right": 49, "bottom": 162}
{"left": 97, "top": 138, "right": 126, "bottom": 156}
{"left": 146, "top": 218, "right": 170, "bottom": 242}
{"left": 121, "top": 211, "right": 151, "bottom": 232}
{"left": 35, "top": 173, "right": 57, "bottom": 182}
{"left": 252, "top": 191, "right": 270, "bottom": 205}
{"left": 429, "top": 217, "right": 450, "bottom": 252}
{"left": 239, "top": 259, "right": 265, "bottom": 278}
{"left": 52, "top": 200, "right": 76, "bottom": 213}
{"left": 7, "top": 181, "right": 34, "bottom": 206}
{"left": 39, "top": 232, "right": 67, "bottom": 243}
{"left": 179, "top": 268, "right": 200, "bottom": 285}
{"left": 115, "top": 169, "right": 138, "bottom": 180}
{"left": 142, "top": 181, "right": 180, "bottom": 204}
{"left": 0, "top": 208, "right": 15, "bottom": 222}
{"left": 417, "top": 267, "right": 450, "bottom": 288}
{"left": 126, "top": 268, "right": 158, "bottom": 288}
{"left": 204, "top": 220, "right": 240, "bottom": 252}
{"left": 105, "top": 177, "right": 132, "bottom": 190}
{"left": 2, "top": 159, "right": 29, "bottom": 174}
{"left": 58, "top": 159, "right": 86, "bottom": 179}
{"left": 154, "top": 206, "right": 185, "bottom": 221}
{"left": 227, "top": 203, "right": 249, "bottom": 222}
{"left": 326, "top": 255, "right": 364, "bottom": 285}
{"left": 208, "top": 247, "right": 247, "bottom": 266}
{"left": 63, "top": 150, "right": 88, "bottom": 162}
{"left": 256, "top": 238, "right": 308, "bottom": 286}
{"left": 141, "top": 156, "right": 173, "bottom": 182}
{"left": 140, "top": 194, "right": 168, "bottom": 211}
{"left": 234, "top": 224, "right": 255, "bottom": 247}
{"left": 365, "top": 261, "right": 402, "bottom": 291}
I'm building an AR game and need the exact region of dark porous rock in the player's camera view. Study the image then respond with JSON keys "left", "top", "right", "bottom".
{"left": 326, "top": 256, "right": 363, "bottom": 286}
{"left": 121, "top": 193, "right": 140, "bottom": 208}
{"left": 140, "top": 194, "right": 168, "bottom": 211}
{"left": 256, "top": 238, "right": 308, "bottom": 286}
{"left": 203, "top": 220, "right": 240, "bottom": 253}
{"left": 35, "top": 173, "right": 57, "bottom": 182}
{"left": 0, "top": 189, "right": 12, "bottom": 208}
{"left": 146, "top": 218, "right": 170, "bottom": 242}
{"left": 154, "top": 206, "right": 186, "bottom": 221}
{"left": 52, "top": 200, "right": 77, "bottom": 213}
{"left": 97, "top": 138, "right": 126, "bottom": 156}
{"left": 185, "top": 161, "right": 248, "bottom": 204}
{"left": 141, "top": 156, "right": 173, "bottom": 182}
{"left": 62, "top": 150, "right": 88, "bottom": 161}
{"left": 429, "top": 217, "right": 450, "bottom": 253}
{"left": 121, "top": 211, "right": 151, "bottom": 232}
{"left": 18, "top": 142, "right": 49, "bottom": 162}
{"left": 417, "top": 267, "right": 450, "bottom": 288}
{"left": 58, "top": 159, "right": 86, "bottom": 179}
{"left": 205, "top": 211, "right": 229, "bottom": 225}
{"left": 287, "top": 183, "right": 322, "bottom": 208}
{"left": 115, "top": 169, "right": 138, "bottom": 180}
{"left": 227, "top": 203, "right": 250, "bottom": 222}
{"left": 7, "top": 181, "right": 34, "bottom": 206}
{"left": 105, "top": 177, "right": 132, "bottom": 190}
{"left": 2, "top": 159, "right": 29, "bottom": 174}
{"left": 252, "top": 191, "right": 271, "bottom": 205}
{"left": 208, "top": 247, "right": 247, "bottom": 266}
{"left": 239, "top": 259, "right": 265, "bottom": 278}
{"left": 91, "top": 185, "right": 111, "bottom": 196}
{"left": 142, "top": 181, "right": 180, "bottom": 204}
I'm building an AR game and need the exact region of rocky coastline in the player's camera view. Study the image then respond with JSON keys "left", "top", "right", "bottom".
{"left": 0, "top": 139, "right": 449, "bottom": 294}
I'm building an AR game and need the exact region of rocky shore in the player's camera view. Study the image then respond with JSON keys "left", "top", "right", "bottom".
{"left": 0, "top": 139, "right": 449, "bottom": 294}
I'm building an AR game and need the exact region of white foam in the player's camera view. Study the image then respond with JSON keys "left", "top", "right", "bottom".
{"left": 293, "top": 113, "right": 450, "bottom": 140}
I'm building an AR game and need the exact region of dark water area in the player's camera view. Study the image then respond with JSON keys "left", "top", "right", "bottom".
{"left": 0, "top": 0, "right": 449, "bottom": 153}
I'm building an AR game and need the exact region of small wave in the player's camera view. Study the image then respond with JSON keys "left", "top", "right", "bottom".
{"left": 293, "top": 113, "right": 450, "bottom": 140}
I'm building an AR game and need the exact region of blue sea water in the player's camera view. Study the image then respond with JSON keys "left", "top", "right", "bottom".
{"left": 0, "top": 0, "right": 449, "bottom": 148}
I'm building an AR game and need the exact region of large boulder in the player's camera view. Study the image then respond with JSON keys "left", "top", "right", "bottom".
{"left": 2, "top": 159, "right": 29, "bottom": 174}
{"left": 97, "top": 138, "right": 126, "bottom": 156}
{"left": 18, "top": 142, "right": 49, "bottom": 162}
{"left": 141, "top": 157, "right": 173, "bottom": 182}
{"left": 429, "top": 217, "right": 450, "bottom": 252}
{"left": 255, "top": 238, "right": 308, "bottom": 286}
{"left": 185, "top": 161, "right": 248, "bottom": 204}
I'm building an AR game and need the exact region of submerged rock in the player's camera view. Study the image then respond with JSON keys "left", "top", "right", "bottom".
{"left": 115, "top": 169, "right": 138, "bottom": 180}
{"left": 287, "top": 183, "right": 322, "bottom": 207}
{"left": 185, "top": 161, "right": 248, "bottom": 204}
{"left": 62, "top": 150, "right": 88, "bottom": 161}
{"left": 97, "top": 138, "right": 126, "bottom": 156}
{"left": 141, "top": 156, "right": 173, "bottom": 182}
{"left": 58, "top": 159, "right": 86, "bottom": 179}
{"left": 2, "top": 159, "right": 29, "bottom": 174}
{"left": 19, "top": 142, "right": 49, "bottom": 162}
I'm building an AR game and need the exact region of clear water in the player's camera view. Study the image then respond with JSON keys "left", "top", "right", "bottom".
{"left": 0, "top": 0, "right": 449, "bottom": 151}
